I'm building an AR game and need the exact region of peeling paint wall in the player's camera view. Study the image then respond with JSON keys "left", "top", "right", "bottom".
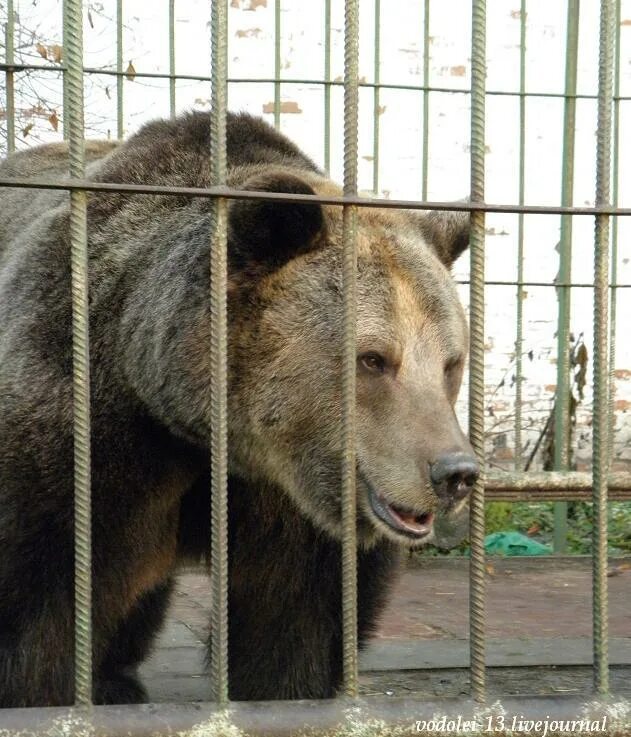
{"left": 3, "top": 0, "right": 631, "bottom": 471}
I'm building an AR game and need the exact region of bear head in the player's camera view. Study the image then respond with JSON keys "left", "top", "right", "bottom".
{"left": 226, "top": 169, "right": 478, "bottom": 549}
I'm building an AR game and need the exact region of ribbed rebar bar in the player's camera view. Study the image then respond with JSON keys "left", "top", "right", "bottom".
{"left": 116, "top": 0, "right": 123, "bottom": 139}
{"left": 4, "top": 0, "right": 15, "bottom": 152}
{"left": 469, "top": 0, "right": 487, "bottom": 705}
{"left": 209, "top": 0, "right": 229, "bottom": 705}
{"left": 514, "top": 0, "right": 526, "bottom": 471}
{"left": 421, "top": 0, "right": 430, "bottom": 200}
{"left": 169, "top": 0, "right": 176, "bottom": 119}
{"left": 341, "top": 0, "right": 359, "bottom": 699}
{"left": 592, "top": 0, "right": 614, "bottom": 697}
{"left": 64, "top": 0, "right": 93, "bottom": 707}
{"left": 62, "top": 3, "right": 69, "bottom": 139}
{"left": 553, "top": 0, "right": 580, "bottom": 553}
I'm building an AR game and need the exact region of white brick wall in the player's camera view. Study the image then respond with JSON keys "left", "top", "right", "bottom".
{"left": 5, "top": 0, "right": 631, "bottom": 470}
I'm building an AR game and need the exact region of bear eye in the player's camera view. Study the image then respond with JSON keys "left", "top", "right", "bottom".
{"left": 359, "top": 352, "right": 387, "bottom": 374}
{"left": 444, "top": 356, "right": 463, "bottom": 375}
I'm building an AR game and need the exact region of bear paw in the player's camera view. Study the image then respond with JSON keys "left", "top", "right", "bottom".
{"left": 94, "top": 670, "right": 148, "bottom": 705}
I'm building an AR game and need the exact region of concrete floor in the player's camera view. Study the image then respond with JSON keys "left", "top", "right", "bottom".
{"left": 139, "top": 556, "right": 631, "bottom": 702}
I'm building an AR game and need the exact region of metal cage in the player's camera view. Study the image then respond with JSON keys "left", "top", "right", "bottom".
{"left": 0, "top": 0, "right": 630, "bottom": 734}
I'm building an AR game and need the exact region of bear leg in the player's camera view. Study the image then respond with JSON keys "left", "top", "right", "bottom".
{"left": 0, "top": 605, "right": 75, "bottom": 707}
{"left": 95, "top": 578, "right": 173, "bottom": 705}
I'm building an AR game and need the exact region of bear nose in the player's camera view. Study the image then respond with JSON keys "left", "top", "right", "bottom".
{"left": 429, "top": 451, "right": 479, "bottom": 503}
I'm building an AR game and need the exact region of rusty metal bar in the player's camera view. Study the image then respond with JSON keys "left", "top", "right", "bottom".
{"left": 0, "top": 697, "right": 623, "bottom": 737}
{"left": 341, "top": 0, "right": 359, "bottom": 699}
{"left": 592, "top": 0, "right": 615, "bottom": 696}
{"left": 64, "top": 0, "right": 93, "bottom": 707}
{"left": 209, "top": 0, "right": 229, "bottom": 705}
{"left": 468, "top": 0, "right": 487, "bottom": 704}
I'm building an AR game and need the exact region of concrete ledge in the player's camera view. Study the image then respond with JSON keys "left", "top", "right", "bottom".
{"left": 0, "top": 695, "right": 627, "bottom": 737}
{"left": 360, "top": 637, "right": 631, "bottom": 671}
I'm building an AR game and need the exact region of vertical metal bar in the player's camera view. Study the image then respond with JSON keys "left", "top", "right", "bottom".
{"left": 341, "top": 0, "right": 359, "bottom": 698}
{"left": 116, "top": 0, "right": 124, "bottom": 139}
{"left": 514, "top": 0, "right": 526, "bottom": 470}
{"left": 274, "top": 0, "right": 281, "bottom": 130}
{"left": 421, "top": 0, "right": 430, "bottom": 200}
{"left": 553, "top": 0, "right": 580, "bottom": 553}
{"left": 4, "top": 0, "right": 15, "bottom": 153}
{"left": 169, "top": 0, "right": 176, "bottom": 120}
{"left": 609, "top": 0, "right": 621, "bottom": 460}
{"left": 64, "top": 0, "right": 93, "bottom": 707}
{"left": 209, "top": 0, "right": 229, "bottom": 705}
{"left": 592, "top": 0, "right": 614, "bottom": 697}
{"left": 371, "top": 0, "right": 380, "bottom": 195}
{"left": 469, "top": 0, "right": 487, "bottom": 705}
{"left": 63, "top": 3, "right": 69, "bottom": 140}
{"left": 323, "top": 0, "right": 331, "bottom": 175}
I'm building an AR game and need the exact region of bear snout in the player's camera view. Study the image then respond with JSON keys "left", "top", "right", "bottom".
{"left": 429, "top": 451, "right": 479, "bottom": 505}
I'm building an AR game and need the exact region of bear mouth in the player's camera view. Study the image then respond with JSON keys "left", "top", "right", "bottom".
{"left": 361, "top": 474, "right": 434, "bottom": 540}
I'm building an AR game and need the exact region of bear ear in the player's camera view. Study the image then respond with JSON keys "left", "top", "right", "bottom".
{"left": 228, "top": 172, "right": 324, "bottom": 272}
{"left": 411, "top": 209, "right": 470, "bottom": 269}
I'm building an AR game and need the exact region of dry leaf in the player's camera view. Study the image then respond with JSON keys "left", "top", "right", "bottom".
{"left": 574, "top": 342, "right": 588, "bottom": 400}
{"left": 36, "top": 42, "right": 48, "bottom": 60}
{"left": 485, "top": 563, "right": 496, "bottom": 576}
{"left": 48, "top": 111, "right": 59, "bottom": 132}
{"left": 51, "top": 44, "right": 63, "bottom": 64}
{"left": 22, "top": 123, "right": 34, "bottom": 138}
{"left": 125, "top": 61, "right": 136, "bottom": 82}
{"left": 608, "top": 563, "right": 631, "bottom": 577}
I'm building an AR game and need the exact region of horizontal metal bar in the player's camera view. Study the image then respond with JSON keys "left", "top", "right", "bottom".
{"left": 486, "top": 471, "right": 631, "bottom": 501}
{"left": 2, "top": 177, "right": 631, "bottom": 217}
{"left": 5, "top": 61, "right": 631, "bottom": 102}
{"left": 457, "top": 280, "right": 631, "bottom": 288}
{"left": 0, "top": 696, "right": 624, "bottom": 737}
{"left": 487, "top": 471, "right": 631, "bottom": 490}
{"left": 485, "top": 489, "right": 631, "bottom": 502}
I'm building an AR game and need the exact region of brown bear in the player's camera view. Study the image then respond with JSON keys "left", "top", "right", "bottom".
{"left": 0, "top": 111, "right": 477, "bottom": 706}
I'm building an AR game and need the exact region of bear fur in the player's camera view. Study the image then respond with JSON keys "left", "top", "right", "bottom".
{"left": 0, "top": 112, "right": 472, "bottom": 706}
